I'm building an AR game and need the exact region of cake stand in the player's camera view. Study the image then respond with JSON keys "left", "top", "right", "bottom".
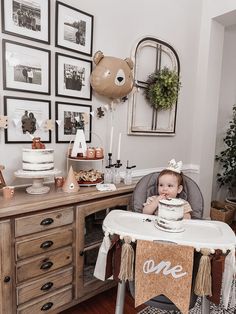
{"left": 15, "top": 169, "right": 61, "bottom": 195}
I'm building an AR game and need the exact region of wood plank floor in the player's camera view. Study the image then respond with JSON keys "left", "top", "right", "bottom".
{"left": 60, "top": 286, "right": 146, "bottom": 314}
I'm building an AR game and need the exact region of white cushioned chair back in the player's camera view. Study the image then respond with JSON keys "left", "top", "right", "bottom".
{"left": 132, "top": 172, "right": 204, "bottom": 219}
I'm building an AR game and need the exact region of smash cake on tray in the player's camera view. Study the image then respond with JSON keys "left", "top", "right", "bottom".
{"left": 156, "top": 198, "right": 186, "bottom": 232}
{"left": 155, "top": 159, "right": 186, "bottom": 233}
{"left": 22, "top": 137, "right": 54, "bottom": 172}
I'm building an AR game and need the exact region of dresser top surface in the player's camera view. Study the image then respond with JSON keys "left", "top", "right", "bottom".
{"left": 0, "top": 183, "right": 135, "bottom": 219}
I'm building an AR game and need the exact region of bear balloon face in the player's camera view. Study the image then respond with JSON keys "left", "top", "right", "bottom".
{"left": 90, "top": 51, "right": 134, "bottom": 100}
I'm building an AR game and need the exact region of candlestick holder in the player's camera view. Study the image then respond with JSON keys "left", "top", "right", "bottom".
{"left": 108, "top": 152, "right": 113, "bottom": 167}
{"left": 115, "top": 160, "right": 122, "bottom": 168}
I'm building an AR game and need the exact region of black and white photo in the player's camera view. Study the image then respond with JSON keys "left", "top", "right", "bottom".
{"left": 4, "top": 96, "right": 51, "bottom": 143}
{"left": 56, "top": 102, "right": 92, "bottom": 143}
{"left": 0, "top": 169, "right": 6, "bottom": 189}
{"left": 1, "top": 0, "right": 50, "bottom": 44}
{"left": 3, "top": 39, "right": 51, "bottom": 94}
{"left": 55, "top": 1, "right": 93, "bottom": 56}
{"left": 56, "top": 52, "right": 92, "bottom": 100}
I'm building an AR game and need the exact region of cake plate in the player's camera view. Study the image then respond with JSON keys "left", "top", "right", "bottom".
{"left": 15, "top": 169, "right": 61, "bottom": 195}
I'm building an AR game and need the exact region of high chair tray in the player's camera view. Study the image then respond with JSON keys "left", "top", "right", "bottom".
{"left": 103, "top": 210, "right": 235, "bottom": 251}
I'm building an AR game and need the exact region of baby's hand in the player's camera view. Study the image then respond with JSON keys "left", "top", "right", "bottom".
{"left": 157, "top": 194, "right": 167, "bottom": 202}
{"left": 149, "top": 194, "right": 166, "bottom": 209}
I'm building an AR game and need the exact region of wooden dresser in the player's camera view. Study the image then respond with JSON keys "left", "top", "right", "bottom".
{"left": 0, "top": 183, "right": 135, "bottom": 314}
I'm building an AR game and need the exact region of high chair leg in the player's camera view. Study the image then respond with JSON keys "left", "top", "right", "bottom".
{"left": 201, "top": 296, "right": 210, "bottom": 314}
{"left": 115, "top": 280, "right": 126, "bottom": 314}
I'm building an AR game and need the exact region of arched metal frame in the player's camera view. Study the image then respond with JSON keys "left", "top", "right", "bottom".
{"left": 128, "top": 36, "right": 180, "bottom": 136}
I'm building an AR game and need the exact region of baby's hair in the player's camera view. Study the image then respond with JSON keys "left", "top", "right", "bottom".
{"left": 157, "top": 169, "right": 183, "bottom": 186}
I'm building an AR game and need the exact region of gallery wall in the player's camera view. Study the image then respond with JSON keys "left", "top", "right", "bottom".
{"left": 0, "top": 0, "right": 202, "bottom": 183}
{"left": 1, "top": 0, "right": 236, "bottom": 217}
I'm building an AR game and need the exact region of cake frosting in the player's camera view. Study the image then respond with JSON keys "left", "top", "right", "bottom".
{"left": 22, "top": 148, "right": 54, "bottom": 171}
{"left": 157, "top": 198, "right": 185, "bottom": 232}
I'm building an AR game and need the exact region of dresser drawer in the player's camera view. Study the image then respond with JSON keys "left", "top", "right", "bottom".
{"left": 17, "top": 267, "right": 73, "bottom": 305}
{"left": 16, "top": 247, "right": 72, "bottom": 283}
{"left": 15, "top": 207, "right": 74, "bottom": 237}
{"left": 16, "top": 228, "right": 73, "bottom": 260}
{"left": 17, "top": 285, "right": 72, "bottom": 314}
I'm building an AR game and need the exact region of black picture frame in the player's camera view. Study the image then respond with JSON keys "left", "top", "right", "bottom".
{"left": 55, "top": 101, "right": 92, "bottom": 143}
{"left": 56, "top": 52, "right": 92, "bottom": 100}
{"left": 1, "top": 0, "right": 50, "bottom": 44}
{"left": 4, "top": 96, "right": 51, "bottom": 144}
{"left": 2, "top": 39, "right": 51, "bottom": 95}
{"left": 55, "top": 1, "right": 94, "bottom": 56}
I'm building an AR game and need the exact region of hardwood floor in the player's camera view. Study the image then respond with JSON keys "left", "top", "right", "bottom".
{"left": 60, "top": 286, "right": 146, "bottom": 314}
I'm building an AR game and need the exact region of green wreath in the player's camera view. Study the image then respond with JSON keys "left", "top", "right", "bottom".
{"left": 144, "top": 67, "right": 181, "bottom": 110}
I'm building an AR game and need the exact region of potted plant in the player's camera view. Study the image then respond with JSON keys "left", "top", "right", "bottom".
{"left": 215, "top": 104, "right": 236, "bottom": 205}
{"left": 144, "top": 66, "right": 181, "bottom": 110}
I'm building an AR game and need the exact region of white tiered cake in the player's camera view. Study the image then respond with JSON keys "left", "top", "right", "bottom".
{"left": 22, "top": 148, "right": 54, "bottom": 171}
{"left": 157, "top": 198, "right": 185, "bottom": 232}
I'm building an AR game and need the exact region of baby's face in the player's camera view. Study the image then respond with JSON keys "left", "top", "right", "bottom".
{"left": 158, "top": 174, "right": 182, "bottom": 198}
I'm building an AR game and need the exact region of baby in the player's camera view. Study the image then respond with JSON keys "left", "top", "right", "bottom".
{"left": 143, "top": 159, "right": 192, "bottom": 219}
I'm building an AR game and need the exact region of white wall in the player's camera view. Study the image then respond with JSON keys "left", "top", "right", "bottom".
{"left": 212, "top": 24, "right": 236, "bottom": 201}
{"left": 189, "top": 0, "right": 236, "bottom": 217}
{"left": 1, "top": 0, "right": 236, "bottom": 218}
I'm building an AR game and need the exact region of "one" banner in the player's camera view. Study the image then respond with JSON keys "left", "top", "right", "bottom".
{"left": 135, "top": 240, "right": 194, "bottom": 314}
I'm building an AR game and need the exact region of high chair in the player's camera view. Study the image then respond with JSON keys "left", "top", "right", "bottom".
{"left": 129, "top": 171, "right": 204, "bottom": 312}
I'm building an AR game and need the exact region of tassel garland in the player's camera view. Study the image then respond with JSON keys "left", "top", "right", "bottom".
{"left": 194, "top": 248, "right": 212, "bottom": 296}
{"left": 118, "top": 236, "right": 134, "bottom": 281}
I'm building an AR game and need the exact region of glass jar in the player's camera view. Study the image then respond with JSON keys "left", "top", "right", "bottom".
{"left": 113, "top": 167, "right": 121, "bottom": 184}
{"left": 124, "top": 168, "right": 132, "bottom": 185}
{"left": 86, "top": 147, "right": 95, "bottom": 159}
{"left": 95, "top": 147, "right": 104, "bottom": 159}
{"left": 104, "top": 167, "right": 112, "bottom": 183}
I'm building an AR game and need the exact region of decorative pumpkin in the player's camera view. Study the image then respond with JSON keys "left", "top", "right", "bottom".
{"left": 145, "top": 67, "right": 181, "bottom": 110}
{"left": 90, "top": 51, "right": 134, "bottom": 101}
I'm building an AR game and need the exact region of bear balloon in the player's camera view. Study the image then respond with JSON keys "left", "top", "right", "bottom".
{"left": 90, "top": 51, "right": 134, "bottom": 101}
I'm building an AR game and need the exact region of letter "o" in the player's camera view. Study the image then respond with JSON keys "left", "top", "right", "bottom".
{"left": 143, "top": 259, "right": 155, "bottom": 273}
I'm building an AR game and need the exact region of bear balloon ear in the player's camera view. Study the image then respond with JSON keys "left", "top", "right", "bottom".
{"left": 93, "top": 51, "right": 104, "bottom": 65}
{"left": 124, "top": 58, "right": 134, "bottom": 70}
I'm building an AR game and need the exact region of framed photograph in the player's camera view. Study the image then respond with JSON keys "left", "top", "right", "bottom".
{"left": 0, "top": 166, "right": 6, "bottom": 189}
{"left": 1, "top": 0, "right": 50, "bottom": 44}
{"left": 56, "top": 52, "right": 92, "bottom": 100}
{"left": 55, "top": 1, "right": 93, "bottom": 56}
{"left": 4, "top": 96, "right": 51, "bottom": 143}
{"left": 2, "top": 39, "right": 51, "bottom": 95}
{"left": 56, "top": 102, "right": 92, "bottom": 143}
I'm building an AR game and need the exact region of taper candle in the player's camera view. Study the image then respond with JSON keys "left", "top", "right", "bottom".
{"left": 109, "top": 126, "right": 114, "bottom": 154}
{"left": 117, "top": 133, "right": 122, "bottom": 160}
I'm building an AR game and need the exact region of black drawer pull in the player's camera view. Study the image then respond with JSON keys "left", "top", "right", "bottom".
{"left": 79, "top": 250, "right": 84, "bottom": 256}
{"left": 40, "top": 261, "right": 53, "bottom": 270}
{"left": 40, "top": 240, "right": 54, "bottom": 249}
{"left": 41, "top": 281, "right": 54, "bottom": 291}
{"left": 41, "top": 302, "right": 53, "bottom": 311}
{"left": 40, "top": 218, "right": 54, "bottom": 226}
